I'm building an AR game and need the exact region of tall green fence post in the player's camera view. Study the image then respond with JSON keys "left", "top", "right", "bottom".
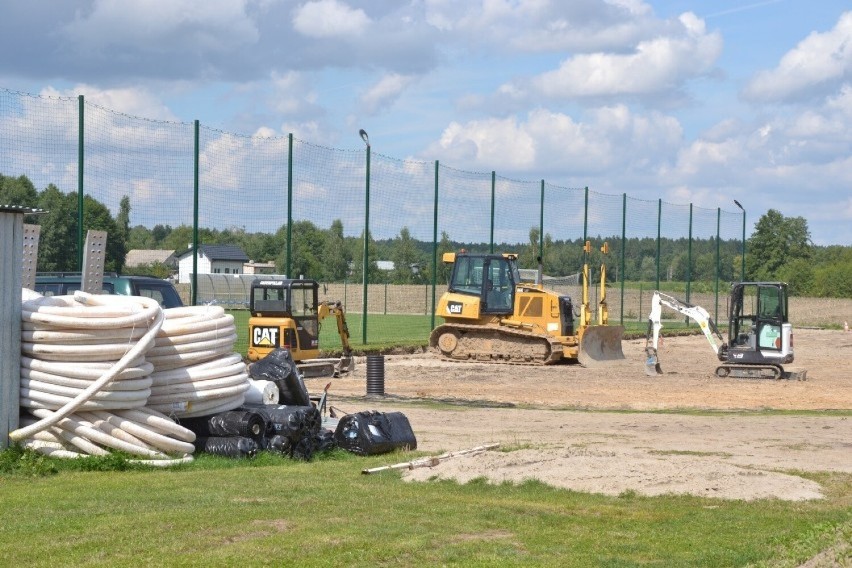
{"left": 735, "top": 200, "right": 746, "bottom": 281}
{"left": 286, "top": 133, "right": 293, "bottom": 278}
{"left": 77, "top": 95, "right": 84, "bottom": 269}
{"left": 714, "top": 207, "right": 721, "bottom": 323}
{"left": 538, "top": 180, "right": 545, "bottom": 261}
{"left": 359, "top": 130, "right": 371, "bottom": 345}
{"left": 620, "top": 193, "right": 626, "bottom": 326}
{"left": 431, "top": 160, "right": 439, "bottom": 330}
{"left": 490, "top": 171, "right": 496, "bottom": 254}
{"left": 687, "top": 203, "right": 693, "bottom": 303}
{"left": 685, "top": 203, "right": 693, "bottom": 326}
{"left": 192, "top": 120, "right": 199, "bottom": 305}
{"left": 655, "top": 198, "right": 662, "bottom": 291}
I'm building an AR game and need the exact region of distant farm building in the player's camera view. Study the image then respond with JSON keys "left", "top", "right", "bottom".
{"left": 177, "top": 244, "right": 250, "bottom": 283}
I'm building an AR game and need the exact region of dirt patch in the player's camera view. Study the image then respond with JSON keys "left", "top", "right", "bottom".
{"left": 306, "top": 329, "right": 852, "bottom": 501}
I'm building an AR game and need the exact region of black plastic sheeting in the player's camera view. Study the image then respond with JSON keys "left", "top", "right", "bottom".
{"left": 249, "top": 348, "right": 311, "bottom": 406}
{"left": 244, "top": 403, "right": 320, "bottom": 438}
{"left": 180, "top": 410, "right": 267, "bottom": 444}
{"left": 334, "top": 411, "right": 417, "bottom": 456}
{"left": 244, "top": 403, "right": 331, "bottom": 461}
{"left": 193, "top": 436, "right": 258, "bottom": 458}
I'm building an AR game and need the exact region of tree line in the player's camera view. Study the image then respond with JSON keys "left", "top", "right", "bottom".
{"left": 2, "top": 173, "right": 849, "bottom": 298}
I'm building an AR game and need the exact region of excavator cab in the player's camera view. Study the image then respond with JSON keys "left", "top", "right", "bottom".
{"left": 447, "top": 253, "right": 518, "bottom": 315}
{"left": 248, "top": 279, "right": 321, "bottom": 362}
{"left": 725, "top": 282, "right": 793, "bottom": 370}
{"left": 247, "top": 278, "right": 354, "bottom": 377}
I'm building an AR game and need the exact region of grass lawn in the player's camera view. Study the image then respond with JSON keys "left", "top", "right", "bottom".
{"left": 228, "top": 309, "right": 676, "bottom": 357}
{"left": 1, "top": 446, "right": 850, "bottom": 567}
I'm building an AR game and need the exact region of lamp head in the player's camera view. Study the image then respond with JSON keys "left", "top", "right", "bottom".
{"left": 359, "top": 129, "right": 370, "bottom": 146}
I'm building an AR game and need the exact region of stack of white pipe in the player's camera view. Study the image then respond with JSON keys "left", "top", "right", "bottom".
{"left": 146, "top": 305, "right": 249, "bottom": 418}
{"left": 11, "top": 291, "right": 195, "bottom": 465}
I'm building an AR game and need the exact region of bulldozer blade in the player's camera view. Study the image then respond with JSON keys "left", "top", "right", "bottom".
{"left": 577, "top": 326, "right": 625, "bottom": 367}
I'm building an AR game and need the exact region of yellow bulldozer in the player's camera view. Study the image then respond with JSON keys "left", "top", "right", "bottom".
{"left": 429, "top": 242, "right": 625, "bottom": 365}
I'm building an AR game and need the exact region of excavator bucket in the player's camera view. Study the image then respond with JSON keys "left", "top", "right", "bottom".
{"left": 644, "top": 347, "right": 663, "bottom": 376}
{"left": 333, "top": 354, "right": 355, "bottom": 377}
{"left": 577, "top": 326, "right": 625, "bottom": 367}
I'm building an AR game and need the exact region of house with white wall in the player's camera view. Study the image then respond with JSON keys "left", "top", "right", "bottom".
{"left": 176, "top": 244, "right": 250, "bottom": 283}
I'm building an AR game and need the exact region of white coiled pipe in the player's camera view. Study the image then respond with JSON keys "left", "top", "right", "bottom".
{"left": 13, "top": 293, "right": 247, "bottom": 462}
{"left": 146, "top": 306, "right": 249, "bottom": 418}
{"left": 11, "top": 292, "right": 163, "bottom": 441}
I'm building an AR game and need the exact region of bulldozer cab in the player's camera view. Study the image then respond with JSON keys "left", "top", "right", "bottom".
{"left": 448, "top": 254, "right": 518, "bottom": 315}
{"left": 729, "top": 282, "right": 788, "bottom": 352}
{"left": 248, "top": 279, "right": 320, "bottom": 361}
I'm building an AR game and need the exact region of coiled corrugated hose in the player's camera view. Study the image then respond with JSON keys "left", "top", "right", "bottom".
{"left": 9, "top": 292, "right": 196, "bottom": 465}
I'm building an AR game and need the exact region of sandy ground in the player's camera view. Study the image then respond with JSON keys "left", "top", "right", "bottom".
{"left": 305, "top": 329, "right": 852, "bottom": 501}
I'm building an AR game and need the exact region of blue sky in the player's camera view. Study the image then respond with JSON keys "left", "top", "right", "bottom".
{"left": 0, "top": 0, "right": 850, "bottom": 245}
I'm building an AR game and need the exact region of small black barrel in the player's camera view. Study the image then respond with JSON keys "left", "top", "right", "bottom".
{"left": 366, "top": 354, "right": 385, "bottom": 396}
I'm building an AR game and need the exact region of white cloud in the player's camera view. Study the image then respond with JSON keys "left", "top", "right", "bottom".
{"left": 292, "top": 0, "right": 371, "bottom": 38}
{"left": 268, "top": 71, "right": 320, "bottom": 116}
{"left": 426, "top": 105, "right": 683, "bottom": 175}
{"left": 742, "top": 11, "right": 852, "bottom": 102}
{"left": 40, "top": 85, "right": 177, "bottom": 121}
{"left": 528, "top": 12, "right": 722, "bottom": 98}
{"left": 359, "top": 74, "right": 417, "bottom": 115}
{"left": 61, "top": 0, "right": 258, "bottom": 52}
{"left": 424, "top": 0, "right": 660, "bottom": 53}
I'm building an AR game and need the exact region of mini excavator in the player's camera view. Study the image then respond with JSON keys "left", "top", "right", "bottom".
{"left": 645, "top": 282, "right": 805, "bottom": 380}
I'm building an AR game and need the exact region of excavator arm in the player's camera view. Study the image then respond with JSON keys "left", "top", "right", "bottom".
{"left": 645, "top": 291, "right": 725, "bottom": 376}
{"left": 317, "top": 301, "right": 354, "bottom": 376}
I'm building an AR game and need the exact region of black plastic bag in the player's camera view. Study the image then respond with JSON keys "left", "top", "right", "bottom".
{"left": 248, "top": 349, "right": 311, "bottom": 406}
{"left": 262, "top": 434, "right": 291, "bottom": 454}
{"left": 314, "top": 428, "right": 337, "bottom": 453}
{"left": 180, "top": 410, "right": 267, "bottom": 443}
{"left": 193, "top": 436, "right": 258, "bottom": 458}
{"left": 334, "top": 411, "right": 417, "bottom": 456}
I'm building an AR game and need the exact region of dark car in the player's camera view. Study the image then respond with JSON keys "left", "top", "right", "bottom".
{"left": 33, "top": 273, "right": 184, "bottom": 309}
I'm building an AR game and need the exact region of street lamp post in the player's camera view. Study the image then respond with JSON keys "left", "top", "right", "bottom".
{"left": 359, "top": 129, "right": 370, "bottom": 344}
{"left": 734, "top": 200, "right": 746, "bottom": 281}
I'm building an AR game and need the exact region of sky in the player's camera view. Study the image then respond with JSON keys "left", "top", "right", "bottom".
{"left": 0, "top": 0, "right": 850, "bottom": 246}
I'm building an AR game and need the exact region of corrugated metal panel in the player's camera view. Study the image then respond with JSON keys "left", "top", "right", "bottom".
{"left": 0, "top": 212, "right": 23, "bottom": 447}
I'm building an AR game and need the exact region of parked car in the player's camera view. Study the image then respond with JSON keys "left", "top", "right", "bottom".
{"left": 33, "top": 273, "right": 184, "bottom": 309}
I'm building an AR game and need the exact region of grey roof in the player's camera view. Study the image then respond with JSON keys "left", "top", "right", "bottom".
{"left": 178, "top": 244, "right": 249, "bottom": 262}
{"left": 0, "top": 205, "right": 45, "bottom": 214}
{"left": 125, "top": 249, "right": 177, "bottom": 267}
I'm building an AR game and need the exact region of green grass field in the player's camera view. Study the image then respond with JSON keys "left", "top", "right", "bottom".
{"left": 1, "top": 444, "right": 850, "bottom": 566}
{"left": 229, "top": 309, "right": 671, "bottom": 357}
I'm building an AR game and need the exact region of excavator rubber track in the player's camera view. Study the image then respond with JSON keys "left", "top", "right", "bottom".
{"left": 429, "top": 323, "right": 564, "bottom": 365}
{"left": 715, "top": 364, "right": 807, "bottom": 380}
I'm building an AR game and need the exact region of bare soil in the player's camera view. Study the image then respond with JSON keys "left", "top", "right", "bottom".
{"left": 305, "top": 329, "right": 852, "bottom": 501}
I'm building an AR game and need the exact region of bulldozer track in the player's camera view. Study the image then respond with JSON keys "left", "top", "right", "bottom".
{"left": 429, "top": 323, "right": 564, "bottom": 366}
